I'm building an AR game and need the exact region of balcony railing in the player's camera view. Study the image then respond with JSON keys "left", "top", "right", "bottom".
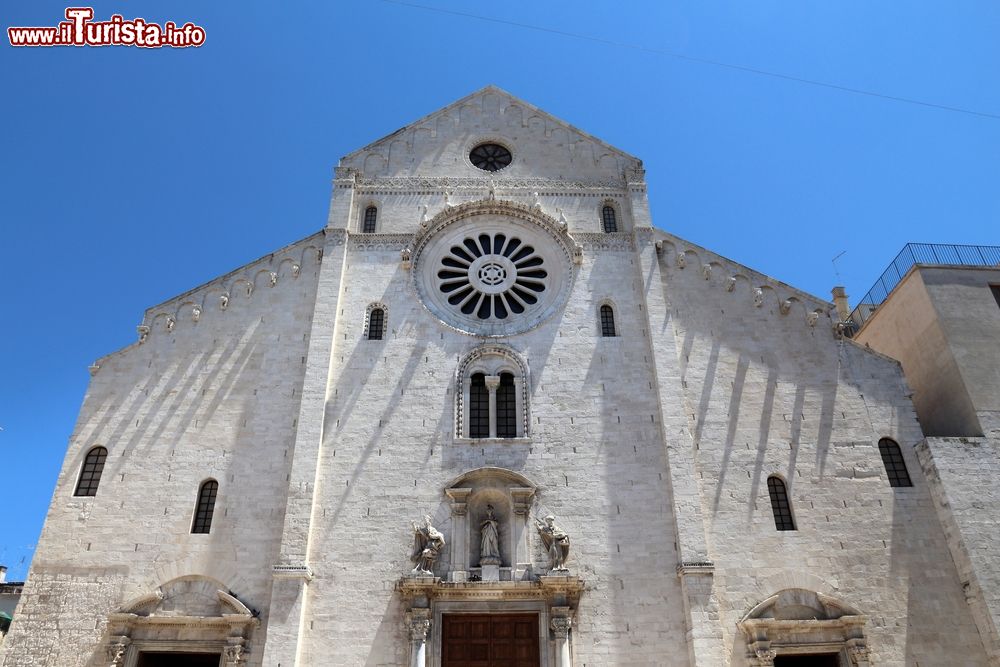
{"left": 849, "top": 243, "right": 1000, "bottom": 330}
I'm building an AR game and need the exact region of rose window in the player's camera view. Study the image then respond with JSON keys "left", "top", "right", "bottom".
{"left": 437, "top": 233, "right": 547, "bottom": 320}
{"left": 469, "top": 143, "right": 513, "bottom": 172}
{"left": 413, "top": 206, "right": 574, "bottom": 336}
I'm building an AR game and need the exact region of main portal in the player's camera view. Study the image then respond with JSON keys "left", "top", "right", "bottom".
{"left": 441, "top": 613, "right": 540, "bottom": 667}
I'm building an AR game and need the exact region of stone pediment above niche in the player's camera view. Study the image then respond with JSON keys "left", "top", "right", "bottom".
{"left": 105, "top": 577, "right": 258, "bottom": 667}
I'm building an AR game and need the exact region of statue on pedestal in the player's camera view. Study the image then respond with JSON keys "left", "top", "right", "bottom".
{"left": 534, "top": 515, "right": 570, "bottom": 572}
{"left": 410, "top": 515, "right": 445, "bottom": 575}
{"left": 479, "top": 505, "right": 500, "bottom": 565}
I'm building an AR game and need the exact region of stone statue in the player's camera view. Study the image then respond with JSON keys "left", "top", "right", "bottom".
{"left": 419, "top": 204, "right": 429, "bottom": 228}
{"left": 480, "top": 505, "right": 500, "bottom": 564}
{"left": 444, "top": 190, "right": 454, "bottom": 208}
{"left": 534, "top": 515, "right": 570, "bottom": 572}
{"left": 488, "top": 180, "right": 497, "bottom": 201}
{"left": 410, "top": 515, "right": 445, "bottom": 575}
{"left": 532, "top": 191, "right": 542, "bottom": 210}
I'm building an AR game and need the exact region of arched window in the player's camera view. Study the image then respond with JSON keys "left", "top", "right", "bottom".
{"left": 767, "top": 476, "right": 795, "bottom": 531}
{"left": 496, "top": 372, "right": 516, "bottom": 438}
{"left": 469, "top": 373, "right": 490, "bottom": 438}
{"left": 74, "top": 446, "right": 108, "bottom": 497}
{"left": 367, "top": 307, "right": 385, "bottom": 340}
{"left": 456, "top": 346, "right": 530, "bottom": 440}
{"left": 601, "top": 205, "right": 618, "bottom": 233}
{"left": 362, "top": 205, "right": 378, "bottom": 233}
{"left": 878, "top": 438, "right": 912, "bottom": 487}
{"left": 600, "top": 304, "right": 616, "bottom": 337}
{"left": 191, "top": 479, "right": 219, "bottom": 534}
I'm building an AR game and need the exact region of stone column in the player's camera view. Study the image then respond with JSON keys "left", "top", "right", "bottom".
{"left": 485, "top": 375, "right": 500, "bottom": 438}
{"left": 408, "top": 609, "right": 432, "bottom": 667}
{"left": 510, "top": 487, "right": 535, "bottom": 579}
{"left": 550, "top": 611, "right": 572, "bottom": 667}
{"left": 445, "top": 488, "right": 471, "bottom": 581}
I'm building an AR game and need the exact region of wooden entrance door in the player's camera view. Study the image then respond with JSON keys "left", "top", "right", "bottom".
{"left": 442, "top": 614, "right": 540, "bottom": 667}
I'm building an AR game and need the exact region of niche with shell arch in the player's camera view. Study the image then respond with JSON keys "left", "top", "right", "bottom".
{"left": 443, "top": 467, "right": 537, "bottom": 583}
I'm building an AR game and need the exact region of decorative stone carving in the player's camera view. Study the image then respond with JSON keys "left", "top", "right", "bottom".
{"left": 780, "top": 299, "right": 792, "bottom": 315}
{"left": 410, "top": 515, "right": 445, "bottom": 575}
{"left": 531, "top": 191, "right": 542, "bottom": 211}
{"left": 655, "top": 240, "right": 663, "bottom": 255}
{"left": 702, "top": 263, "right": 712, "bottom": 280}
{"left": 409, "top": 617, "right": 431, "bottom": 642}
{"left": 479, "top": 505, "right": 501, "bottom": 565}
{"left": 291, "top": 263, "right": 301, "bottom": 278}
{"left": 357, "top": 175, "right": 625, "bottom": 193}
{"left": 165, "top": 317, "right": 176, "bottom": 332}
{"left": 726, "top": 277, "right": 737, "bottom": 292}
{"left": 807, "top": 311, "right": 820, "bottom": 327}
{"left": 444, "top": 190, "right": 454, "bottom": 208}
{"left": 419, "top": 204, "right": 429, "bottom": 228}
{"left": 556, "top": 207, "right": 568, "bottom": 232}
{"left": 220, "top": 293, "right": 229, "bottom": 310}
{"left": 550, "top": 615, "right": 571, "bottom": 639}
{"left": 573, "top": 243, "right": 583, "bottom": 265}
{"left": 137, "top": 325, "right": 150, "bottom": 343}
{"left": 224, "top": 643, "right": 246, "bottom": 664}
{"left": 487, "top": 180, "right": 497, "bottom": 201}
{"left": 244, "top": 281, "right": 253, "bottom": 297}
{"left": 268, "top": 271, "right": 278, "bottom": 287}
{"left": 106, "top": 638, "right": 129, "bottom": 666}
{"left": 748, "top": 646, "right": 776, "bottom": 666}
{"left": 191, "top": 306, "right": 202, "bottom": 322}
{"left": 676, "top": 253, "right": 686, "bottom": 269}
{"left": 739, "top": 589, "right": 869, "bottom": 667}
{"left": 401, "top": 246, "right": 412, "bottom": 270}
{"left": 535, "top": 515, "right": 570, "bottom": 572}
{"left": 753, "top": 288, "right": 765, "bottom": 307}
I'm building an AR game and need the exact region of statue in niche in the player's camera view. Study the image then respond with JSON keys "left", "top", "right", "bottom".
{"left": 534, "top": 515, "right": 570, "bottom": 572}
{"left": 410, "top": 515, "right": 445, "bottom": 576}
{"left": 479, "top": 505, "right": 500, "bottom": 565}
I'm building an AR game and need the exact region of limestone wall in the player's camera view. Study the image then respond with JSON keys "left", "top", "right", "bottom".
{"left": 0, "top": 235, "right": 324, "bottom": 667}
{"left": 645, "top": 232, "right": 990, "bottom": 666}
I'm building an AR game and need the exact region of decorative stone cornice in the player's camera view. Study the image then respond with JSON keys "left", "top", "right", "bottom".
{"left": 356, "top": 176, "right": 625, "bottom": 194}
{"left": 676, "top": 561, "right": 715, "bottom": 576}
{"left": 348, "top": 233, "right": 416, "bottom": 251}
{"left": 574, "top": 232, "right": 635, "bottom": 252}
{"left": 272, "top": 564, "right": 314, "bottom": 580}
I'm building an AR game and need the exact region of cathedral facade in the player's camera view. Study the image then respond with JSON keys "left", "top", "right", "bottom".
{"left": 2, "top": 87, "right": 993, "bottom": 666}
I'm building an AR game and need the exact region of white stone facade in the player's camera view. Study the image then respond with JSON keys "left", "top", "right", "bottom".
{"left": 1, "top": 87, "right": 993, "bottom": 666}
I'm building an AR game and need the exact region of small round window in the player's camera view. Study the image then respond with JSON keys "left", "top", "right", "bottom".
{"left": 470, "top": 143, "right": 512, "bottom": 172}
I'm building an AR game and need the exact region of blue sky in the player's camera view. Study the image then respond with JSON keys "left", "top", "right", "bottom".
{"left": 1, "top": 0, "right": 997, "bottom": 580}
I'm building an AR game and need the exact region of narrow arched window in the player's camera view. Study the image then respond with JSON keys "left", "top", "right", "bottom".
{"left": 469, "top": 373, "right": 489, "bottom": 438}
{"left": 74, "top": 446, "right": 108, "bottom": 497}
{"left": 367, "top": 307, "right": 385, "bottom": 340}
{"left": 496, "top": 372, "right": 517, "bottom": 438}
{"left": 362, "top": 206, "right": 378, "bottom": 233}
{"left": 601, "top": 205, "right": 618, "bottom": 233}
{"left": 191, "top": 480, "right": 219, "bottom": 534}
{"left": 600, "top": 304, "right": 616, "bottom": 337}
{"left": 878, "top": 438, "right": 912, "bottom": 487}
{"left": 767, "top": 476, "right": 796, "bottom": 531}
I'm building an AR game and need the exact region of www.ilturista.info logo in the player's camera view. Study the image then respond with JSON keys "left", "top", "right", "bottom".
{"left": 8, "top": 8, "right": 206, "bottom": 48}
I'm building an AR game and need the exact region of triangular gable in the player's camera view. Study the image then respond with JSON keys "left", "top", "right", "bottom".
{"left": 340, "top": 84, "right": 639, "bottom": 165}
